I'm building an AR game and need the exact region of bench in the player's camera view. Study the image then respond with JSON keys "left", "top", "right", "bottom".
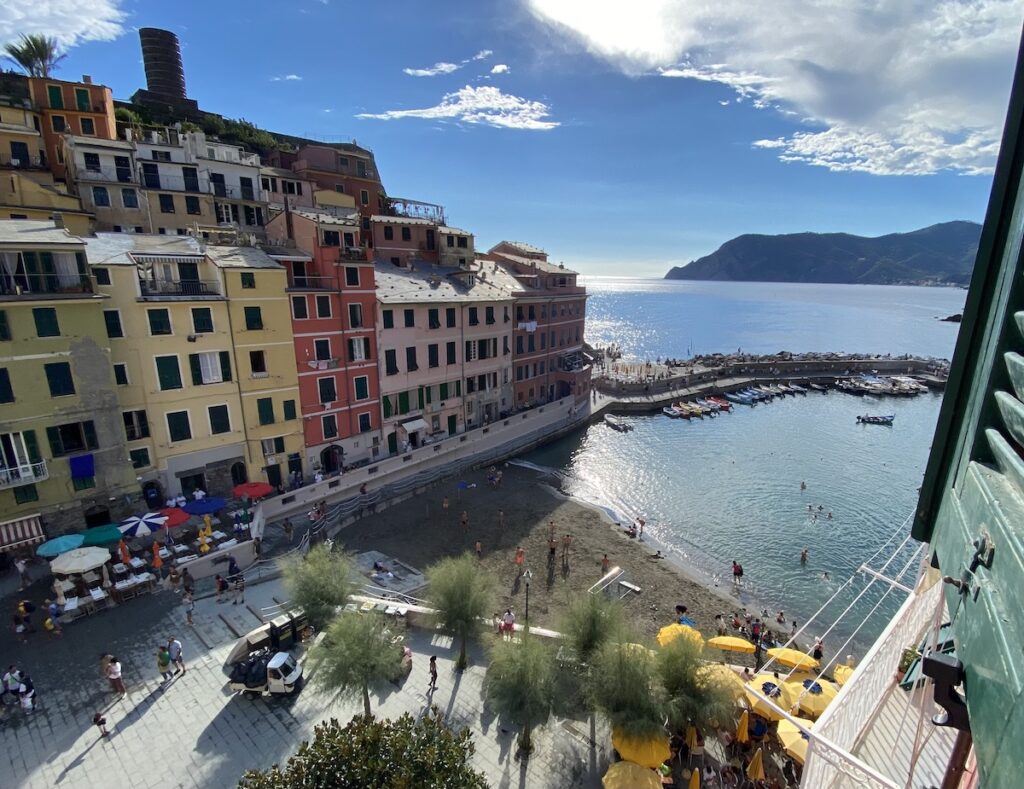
{"left": 619, "top": 580, "right": 641, "bottom": 595}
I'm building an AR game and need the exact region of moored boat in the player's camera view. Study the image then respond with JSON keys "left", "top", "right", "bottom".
{"left": 662, "top": 406, "right": 680, "bottom": 418}
{"left": 856, "top": 414, "right": 895, "bottom": 426}
{"left": 604, "top": 414, "right": 633, "bottom": 431}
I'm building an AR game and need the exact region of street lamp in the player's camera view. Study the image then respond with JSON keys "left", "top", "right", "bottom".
{"left": 522, "top": 569, "right": 533, "bottom": 627}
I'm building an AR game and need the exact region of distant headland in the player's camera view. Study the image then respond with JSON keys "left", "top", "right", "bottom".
{"left": 665, "top": 221, "right": 981, "bottom": 286}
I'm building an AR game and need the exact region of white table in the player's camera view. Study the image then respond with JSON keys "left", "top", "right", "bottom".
{"left": 211, "top": 530, "right": 227, "bottom": 541}
{"left": 89, "top": 587, "right": 107, "bottom": 602}
{"left": 158, "top": 547, "right": 170, "bottom": 560}
{"left": 172, "top": 545, "right": 189, "bottom": 555}
{"left": 113, "top": 563, "right": 127, "bottom": 574}
{"left": 129, "top": 557, "right": 146, "bottom": 570}
{"left": 61, "top": 597, "right": 81, "bottom": 620}
{"left": 176, "top": 554, "right": 198, "bottom": 564}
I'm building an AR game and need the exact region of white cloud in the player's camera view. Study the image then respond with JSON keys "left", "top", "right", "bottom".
{"left": 471, "top": 50, "right": 493, "bottom": 61}
{"left": 356, "top": 85, "right": 559, "bottom": 130}
{"left": 403, "top": 62, "right": 460, "bottom": 77}
{"left": 527, "top": 0, "right": 1024, "bottom": 175}
{"left": 271, "top": 74, "right": 303, "bottom": 82}
{"left": 0, "top": 0, "right": 125, "bottom": 48}
{"left": 491, "top": 64, "right": 510, "bottom": 75}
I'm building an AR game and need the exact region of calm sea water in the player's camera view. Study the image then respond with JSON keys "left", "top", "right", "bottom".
{"left": 524, "top": 278, "right": 967, "bottom": 656}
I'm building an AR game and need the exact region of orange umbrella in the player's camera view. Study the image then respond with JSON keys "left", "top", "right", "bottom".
{"left": 118, "top": 539, "right": 130, "bottom": 565}
{"left": 151, "top": 542, "right": 163, "bottom": 569}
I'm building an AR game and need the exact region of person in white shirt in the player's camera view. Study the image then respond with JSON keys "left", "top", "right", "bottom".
{"left": 193, "top": 489, "right": 206, "bottom": 500}
{"left": 314, "top": 471, "right": 324, "bottom": 483}
{"left": 175, "top": 495, "right": 188, "bottom": 507}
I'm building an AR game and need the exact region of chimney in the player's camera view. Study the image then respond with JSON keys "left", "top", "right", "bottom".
{"left": 52, "top": 213, "right": 65, "bottom": 230}
{"left": 82, "top": 75, "right": 92, "bottom": 84}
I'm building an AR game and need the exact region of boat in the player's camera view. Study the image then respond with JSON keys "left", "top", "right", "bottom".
{"left": 856, "top": 414, "right": 895, "bottom": 426}
{"left": 788, "top": 384, "right": 807, "bottom": 395}
{"left": 707, "top": 396, "right": 732, "bottom": 411}
{"left": 696, "top": 398, "right": 720, "bottom": 412}
{"left": 672, "top": 405, "right": 692, "bottom": 419}
{"left": 604, "top": 415, "right": 633, "bottom": 431}
{"left": 679, "top": 402, "right": 704, "bottom": 417}
{"left": 724, "top": 392, "right": 752, "bottom": 406}
{"left": 808, "top": 383, "right": 827, "bottom": 392}
{"left": 662, "top": 406, "right": 681, "bottom": 418}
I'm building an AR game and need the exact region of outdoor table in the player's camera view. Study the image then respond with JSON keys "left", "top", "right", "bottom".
{"left": 172, "top": 545, "right": 189, "bottom": 555}
{"left": 61, "top": 596, "right": 81, "bottom": 621}
{"left": 129, "top": 557, "right": 146, "bottom": 570}
{"left": 89, "top": 587, "right": 107, "bottom": 602}
{"left": 212, "top": 530, "right": 228, "bottom": 540}
{"left": 158, "top": 547, "right": 171, "bottom": 560}
{"left": 56, "top": 579, "right": 74, "bottom": 594}
{"left": 113, "top": 563, "right": 127, "bottom": 574}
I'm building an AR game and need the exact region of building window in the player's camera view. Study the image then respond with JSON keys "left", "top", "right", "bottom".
{"left": 404, "top": 309, "right": 415, "bottom": 328}
{"left": 120, "top": 188, "right": 138, "bottom": 209}
{"left": 322, "top": 414, "right": 338, "bottom": 439}
{"left": 358, "top": 412, "right": 372, "bottom": 433}
{"left": 158, "top": 194, "right": 175, "bottom": 213}
{"left": 103, "top": 310, "right": 123, "bottom": 338}
{"left": 241, "top": 272, "right": 255, "bottom": 289}
{"left": 400, "top": 226, "right": 411, "bottom": 242}
{"left": 334, "top": 184, "right": 345, "bottom": 193}
{"left": 428, "top": 344, "right": 439, "bottom": 368}
{"left": 323, "top": 230, "right": 340, "bottom": 246}
{"left": 208, "top": 404, "right": 231, "bottom": 435}
{"left": 249, "top": 350, "right": 267, "bottom": 376}
{"left": 426, "top": 229, "right": 435, "bottom": 250}
{"left": 283, "top": 400, "right": 296, "bottom": 420}
{"left": 261, "top": 176, "right": 275, "bottom": 193}
{"left": 46, "top": 420, "right": 98, "bottom": 456}
{"left": 354, "top": 376, "right": 369, "bottom": 400}
{"left": 292, "top": 296, "right": 308, "bottom": 319}
{"left": 318, "top": 378, "right": 337, "bottom": 404}
{"left": 345, "top": 267, "right": 360, "bottom": 287}
{"left": 113, "top": 363, "right": 128, "bottom": 385}
{"left": 148, "top": 309, "right": 172, "bottom": 336}
{"left": 260, "top": 436, "right": 285, "bottom": 455}
{"left": 166, "top": 411, "right": 192, "bottom": 442}
{"left": 406, "top": 347, "right": 418, "bottom": 371}
{"left": 14, "top": 484, "right": 38, "bottom": 504}
{"left": 348, "top": 337, "right": 371, "bottom": 362}
{"left": 316, "top": 295, "right": 331, "bottom": 318}
{"left": 382, "top": 309, "right": 394, "bottom": 329}
{"left": 457, "top": 236, "right": 468, "bottom": 248}
{"left": 244, "top": 306, "right": 263, "bottom": 330}
{"left": 468, "top": 307, "right": 479, "bottom": 326}
{"left": 360, "top": 189, "right": 369, "bottom": 206}
{"left": 383, "top": 226, "right": 394, "bottom": 241}
{"left": 348, "top": 303, "right": 362, "bottom": 328}
{"left": 129, "top": 448, "right": 150, "bottom": 469}
{"left": 51, "top": 115, "right": 66, "bottom": 132}
{"left": 47, "top": 84, "right": 64, "bottom": 109}
{"left": 38, "top": 362, "right": 73, "bottom": 399}
{"left": 92, "top": 186, "right": 110, "bottom": 207}
{"left": 84, "top": 152, "right": 101, "bottom": 172}
{"left": 80, "top": 117, "right": 95, "bottom": 136}
{"left": 465, "top": 340, "right": 478, "bottom": 362}
{"left": 516, "top": 336, "right": 524, "bottom": 354}
{"left": 446, "top": 307, "right": 456, "bottom": 328}
{"left": 446, "top": 235, "right": 455, "bottom": 248}
{"left": 190, "top": 351, "right": 231, "bottom": 384}
{"left": 314, "top": 339, "right": 332, "bottom": 361}
{"left": 257, "top": 397, "right": 275, "bottom": 425}
{"left": 240, "top": 176, "right": 255, "bottom": 201}
{"left": 192, "top": 307, "right": 213, "bottom": 333}
{"left": 446, "top": 341, "right": 456, "bottom": 365}
{"left": 185, "top": 195, "right": 201, "bottom": 215}
{"left": 427, "top": 308, "right": 440, "bottom": 329}
{"left": 385, "top": 349, "right": 398, "bottom": 375}
{"left": 74, "top": 87, "right": 90, "bottom": 111}
{"left": 33, "top": 308, "right": 59, "bottom": 337}
{"left": 486, "top": 306, "right": 495, "bottom": 325}
{"left": 155, "top": 356, "right": 183, "bottom": 390}
{"left": 122, "top": 410, "right": 150, "bottom": 441}
{"left": 0, "top": 369, "right": 12, "bottom": 403}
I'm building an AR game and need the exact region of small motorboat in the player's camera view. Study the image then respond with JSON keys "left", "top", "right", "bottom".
{"left": 707, "top": 396, "right": 732, "bottom": 411}
{"left": 788, "top": 384, "right": 807, "bottom": 394}
{"left": 808, "top": 383, "right": 827, "bottom": 392}
{"left": 679, "top": 402, "right": 704, "bottom": 418}
{"left": 856, "top": 414, "right": 895, "bottom": 426}
{"left": 662, "top": 406, "right": 681, "bottom": 418}
{"left": 604, "top": 415, "right": 633, "bottom": 431}
{"left": 696, "top": 398, "right": 721, "bottom": 412}
{"left": 724, "top": 392, "right": 752, "bottom": 406}
{"left": 672, "top": 405, "right": 692, "bottom": 419}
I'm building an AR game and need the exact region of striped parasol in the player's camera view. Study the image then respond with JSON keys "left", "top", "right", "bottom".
{"left": 120, "top": 512, "right": 168, "bottom": 538}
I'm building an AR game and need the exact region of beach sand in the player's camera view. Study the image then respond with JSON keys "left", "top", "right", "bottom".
{"left": 337, "top": 464, "right": 749, "bottom": 646}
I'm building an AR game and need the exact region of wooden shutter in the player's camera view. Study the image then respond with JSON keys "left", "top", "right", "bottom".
{"left": 219, "top": 351, "right": 232, "bottom": 382}
{"left": 189, "top": 354, "right": 203, "bottom": 385}
{"left": 46, "top": 426, "right": 62, "bottom": 456}
{"left": 83, "top": 420, "right": 98, "bottom": 449}
{"left": 23, "top": 430, "right": 40, "bottom": 463}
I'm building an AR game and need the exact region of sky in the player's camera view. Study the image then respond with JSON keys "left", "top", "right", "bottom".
{"left": 2, "top": 0, "right": 1023, "bottom": 276}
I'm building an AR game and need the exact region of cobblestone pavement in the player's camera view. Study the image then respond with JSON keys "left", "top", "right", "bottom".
{"left": 0, "top": 578, "right": 612, "bottom": 789}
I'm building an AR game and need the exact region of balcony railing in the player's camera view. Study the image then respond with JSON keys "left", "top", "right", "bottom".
{"left": 77, "top": 166, "right": 135, "bottom": 183}
{"left": 0, "top": 275, "right": 92, "bottom": 297}
{"left": 306, "top": 357, "right": 340, "bottom": 370}
{"left": 0, "top": 153, "right": 47, "bottom": 170}
{"left": 287, "top": 273, "right": 334, "bottom": 290}
{"left": 0, "top": 460, "right": 48, "bottom": 489}
{"left": 139, "top": 279, "right": 221, "bottom": 298}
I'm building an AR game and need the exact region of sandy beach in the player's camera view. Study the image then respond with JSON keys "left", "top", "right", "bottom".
{"left": 336, "top": 464, "right": 750, "bottom": 647}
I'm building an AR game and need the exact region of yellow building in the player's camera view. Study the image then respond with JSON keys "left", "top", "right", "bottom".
{"left": 0, "top": 220, "right": 136, "bottom": 547}
{"left": 82, "top": 233, "right": 302, "bottom": 498}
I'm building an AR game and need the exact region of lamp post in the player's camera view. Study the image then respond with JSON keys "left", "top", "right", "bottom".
{"left": 523, "top": 569, "right": 533, "bottom": 628}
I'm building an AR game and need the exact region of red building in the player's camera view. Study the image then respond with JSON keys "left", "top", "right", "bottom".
{"left": 488, "top": 241, "right": 590, "bottom": 407}
{"left": 265, "top": 207, "right": 383, "bottom": 472}
{"left": 267, "top": 143, "right": 386, "bottom": 222}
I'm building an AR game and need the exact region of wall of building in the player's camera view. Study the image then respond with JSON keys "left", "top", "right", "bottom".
{"left": 0, "top": 173, "right": 92, "bottom": 235}
{"left": 28, "top": 77, "right": 116, "bottom": 181}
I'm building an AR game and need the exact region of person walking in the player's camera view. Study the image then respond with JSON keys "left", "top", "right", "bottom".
{"left": 514, "top": 546, "right": 525, "bottom": 576}
{"left": 731, "top": 560, "right": 744, "bottom": 589}
{"left": 14, "top": 557, "right": 30, "bottom": 590}
{"left": 460, "top": 511, "right": 469, "bottom": 532}
{"left": 547, "top": 537, "right": 557, "bottom": 566}
{"left": 215, "top": 574, "right": 228, "bottom": 603}
{"left": 168, "top": 637, "right": 185, "bottom": 674}
{"left": 93, "top": 711, "right": 109, "bottom": 737}
{"left": 232, "top": 574, "right": 246, "bottom": 606}
{"left": 475, "top": 540, "right": 482, "bottom": 559}
{"left": 181, "top": 568, "right": 195, "bottom": 597}
{"left": 283, "top": 518, "right": 294, "bottom": 543}
{"left": 107, "top": 657, "right": 126, "bottom": 698}
{"left": 1, "top": 665, "right": 20, "bottom": 704}
{"left": 156, "top": 645, "right": 173, "bottom": 685}
{"left": 601, "top": 554, "right": 610, "bottom": 575}
{"left": 17, "top": 673, "right": 35, "bottom": 713}
{"left": 561, "top": 534, "right": 572, "bottom": 563}
{"left": 428, "top": 655, "right": 438, "bottom": 691}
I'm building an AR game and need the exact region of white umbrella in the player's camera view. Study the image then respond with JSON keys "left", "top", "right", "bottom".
{"left": 50, "top": 547, "right": 112, "bottom": 575}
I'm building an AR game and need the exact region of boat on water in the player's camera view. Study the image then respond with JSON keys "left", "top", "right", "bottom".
{"left": 707, "top": 396, "right": 732, "bottom": 411}
{"left": 679, "top": 402, "right": 704, "bottom": 417}
{"left": 857, "top": 414, "right": 895, "bottom": 426}
{"left": 696, "top": 398, "right": 720, "bottom": 412}
{"left": 808, "top": 383, "right": 827, "bottom": 392}
{"left": 662, "top": 406, "right": 681, "bottom": 418}
{"left": 788, "top": 384, "right": 807, "bottom": 394}
{"left": 604, "top": 414, "right": 633, "bottom": 431}
{"left": 724, "top": 392, "right": 753, "bottom": 406}
{"left": 672, "top": 405, "right": 692, "bottom": 419}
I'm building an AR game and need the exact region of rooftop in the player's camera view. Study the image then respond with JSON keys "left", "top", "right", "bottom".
{"left": 0, "top": 220, "right": 84, "bottom": 248}
{"left": 437, "top": 226, "right": 472, "bottom": 236}
{"left": 370, "top": 214, "right": 436, "bottom": 227}
{"left": 260, "top": 166, "right": 308, "bottom": 180}
{"left": 83, "top": 233, "right": 202, "bottom": 265}
{"left": 205, "top": 245, "right": 284, "bottom": 270}
{"left": 499, "top": 240, "right": 546, "bottom": 256}
{"left": 292, "top": 208, "right": 359, "bottom": 226}
{"left": 374, "top": 260, "right": 522, "bottom": 304}
{"left": 63, "top": 135, "right": 135, "bottom": 151}
{"left": 491, "top": 250, "right": 578, "bottom": 275}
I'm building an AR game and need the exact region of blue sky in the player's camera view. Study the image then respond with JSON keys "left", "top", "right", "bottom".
{"left": 2, "top": 0, "right": 1022, "bottom": 275}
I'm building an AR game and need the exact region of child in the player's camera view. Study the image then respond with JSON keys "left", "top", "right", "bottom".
{"left": 93, "top": 711, "right": 109, "bottom": 737}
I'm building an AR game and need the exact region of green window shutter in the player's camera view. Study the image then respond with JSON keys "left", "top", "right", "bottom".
{"left": 33, "top": 308, "right": 59, "bottom": 337}
{"left": 0, "top": 310, "right": 9, "bottom": 341}
{"left": 47, "top": 85, "right": 63, "bottom": 108}
{"left": 219, "top": 351, "right": 232, "bottom": 382}
{"left": 440, "top": 383, "right": 449, "bottom": 400}
{"left": 23, "top": 430, "right": 40, "bottom": 463}
{"left": 274, "top": 436, "right": 285, "bottom": 453}
{"left": 192, "top": 308, "right": 213, "bottom": 333}
{"left": 425, "top": 386, "right": 432, "bottom": 404}
{"left": 383, "top": 310, "right": 394, "bottom": 329}
{"left": 383, "top": 396, "right": 392, "bottom": 418}
{"left": 209, "top": 405, "right": 230, "bottom": 434}
{"left": 189, "top": 354, "right": 203, "bottom": 385}
{"left": 138, "top": 411, "right": 149, "bottom": 438}
{"left": 244, "top": 306, "right": 263, "bottom": 330}
{"left": 83, "top": 420, "right": 98, "bottom": 449}
{"left": 398, "top": 391, "right": 409, "bottom": 414}
{"left": 14, "top": 484, "right": 38, "bottom": 504}
{"left": 156, "top": 357, "right": 182, "bottom": 390}
{"left": 46, "top": 426, "right": 62, "bottom": 456}
{"left": 418, "top": 387, "right": 425, "bottom": 410}
{"left": 456, "top": 379, "right": 462, "bottom": 397}
{"left": 355, "top": 377, "right": 369, "bottom": 400}
{"left": 0, "top": 369, "right": 12, "bottom": 403}
{"left": 241, "top": 272, "right": 255, "bottom": 288}
{"left": 283, "top": 399, "right": 296, "bottom": 420}
{"left": 75, "top": 252, "right": 88, "bottom": 277}
{"left": 257, "top": 398, "right": 275, "bottom": 425}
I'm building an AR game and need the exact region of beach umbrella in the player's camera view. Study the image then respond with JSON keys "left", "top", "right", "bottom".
{"left": 232, "top": 481, "right": 274, "bottom": 499}
{"left": 708, "top": 635, "right": 756, "bottom": 654}
{"left": 689, "top": 768, "right": 700, "bottom": 789}
{"left": 611, "top": 729, "right": 671, "bottom": 769}
{"left": 789, "top": 678, "right": 838, "bottom": 718}
{"left": 602, "top": 761, "right": 660, "bottom": 789}
{"left": 117, "top": 539, "right": 130, "bottom": 565}
{"left": 36, "top": 534, "right": 84, "bottom": 557}
{"left": 736, "top": 710, "right": 749, "bottom": 744}
{"left": 80, "top": 524, "right": 124, "bottom": 547}
{"left": 151, "top": 542, "right": 163, "bottom": 570}
{"left": 657, "top": 623, "right": 704, "bottom": 650}
{"left": 199, "top": 532, "right": 210, "bottom": 553}
{"left": 703, "top": 665, "right": 746, "bottom": 698}
{"left": 776, "top": 717, "right": 813, "bottom": 764}
{"left": 50, "top": 547, "right": 112, "bottom": 575}
{"left": 158, "top": 507, "right": 190, "bottom": 527}
{"left": 120, "top": 512, "right": 167, "bottom": 538}
{"left": 744, "top": 675, "right": 799, "bottom": 720}
{"left": 767, "top": 647, "right": 820, "bottom": 670}
{"left": 685, "top": 725, "right": 697, "bottom": 750}
{"left": 833, "top": 664, "right": 854, "bottom": 686}
{"left": 183, "top": 496, "right": 225, "bottom": 515}
{"left": 746, "top": 748, "right": 766, "bottom": 781}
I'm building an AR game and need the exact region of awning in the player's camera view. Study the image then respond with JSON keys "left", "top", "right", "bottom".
{"left": 69, "top": 453, "right": 95, "bottom": 479}
{"left": 0, "top": 514, "right": 45, "bottom": 553}
{"left": 401, "top": 418, "right": 429, "bottom": 433}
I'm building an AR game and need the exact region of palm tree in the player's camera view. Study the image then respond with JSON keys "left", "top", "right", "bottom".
{"left": 591, "top": 639, "right": 666, "bottom": 738}
{"left": 281, "top": 544, "right": 351, "bottom": 630}
{"left": 655, "top": 636, "right": 737, "bottom": 733}
{"left": 4, "top": 34, "right": 66, "bottom": 78}
{"left": 425, "top": 553, "right": 494, "bottom": 670}
{"left": 311, "top": 612, "right": 402, "bottom": 718}
{"left": 484, "top": 633, "right": 555, "bottom": 753}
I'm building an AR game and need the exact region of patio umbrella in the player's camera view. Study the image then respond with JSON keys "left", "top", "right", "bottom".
{"left": 118, "top": 539, "right": 130, "bottom": 565}
{"left": 685, "top": 725, "right": 697, "bottom": 750}
{"left": 703, "top": 665, "right": 746, "bottom": 698}
{"left": 776, "top": 717, "right": 813, "bottom": 764}
{"left": 151, "top": 542, "right": 163, "bottom": 570}
{"left": 656, "top": 623, "right": 704, "bottom": 650}
{"left": 708, "top": 635, "right": 756, "bottom": 654}
{"left": 158, "top": 507, "right": 190, "bottom": 527}
{"left": 611, "top": 729, "right": 671, "bottom": 769}
{"left": 789, "top": 678, "right": 838, "bottom": 718}
{"left": 232, "top": 481, "right": 274, "bottom": 499}
{"left": 736, "top": 710, "right": 749, "bottom": 744}
{"left": 833, "top": 664, "right": 853, "bottom": 686}
{"left": 602, "top": 761, "right": 660, "bottom": 789}
{"left": 746, "top": 748, "right": 766, "bottom": 781}
{"left": 120, "top": 512, "right": 167, "bottom": 538}
{"left": 744, "top": 675, "right": 799, "bottom": 720}
{"left": 80, "top": 524, "right": 124, "bottom": 547}
{"left": 767, "top": 647, "right": 819, "bottom": 670}
{"left": 183, "top": 497, "right": 226, "bottom": 515}
{"left": 689, "top": 768, "right": 700, "bottom": 789}
{"left": 50, "top": 547, "right": 112, "bottom": 575}
{"left": 36, "top": 534, "right": 84, "bottom": 558}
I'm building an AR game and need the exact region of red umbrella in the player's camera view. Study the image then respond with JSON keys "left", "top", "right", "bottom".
{"left": 233, "top": 482, "right": 274, "bottom": 499}
{"left": 158, "top": 507, "right": 190, "bottom": 527}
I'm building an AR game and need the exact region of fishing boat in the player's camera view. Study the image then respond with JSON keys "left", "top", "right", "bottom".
{"left": 679, "top": 402, "right": 704, "bottom": 417}
{"left": 672, "top": 405, "right": 692, "bottom": 419}
{"left": 662, "top": 406, "right": 681, "bottom": 418}
{"left": 696, "top": 398, "right": 721, "bottom": 412}
{"left": 707, "top": 396, "right": 732, "bottom": 411}
{"left": 788, "top": 384, "right": 807, "bottom": 395}
{"left": 856, "top": 414, "right": 895, "bottom": 426}
{"left": 808, "top": 383, "right": 827, "bottom": 392}
{"left": 604, "top": 415, "right": 633, "bottom": 431}
{"left": 724, "top": 392, "right": 752, "bottom": 405}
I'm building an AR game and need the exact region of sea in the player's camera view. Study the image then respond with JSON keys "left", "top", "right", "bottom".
{"left": 522, "top": 278, "right": 967, "bottom": 658}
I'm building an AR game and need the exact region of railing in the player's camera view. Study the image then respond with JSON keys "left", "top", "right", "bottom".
{"left": 287, "top": 273, "right": 334, "bottom": 290}
{"left": 0, "top": 460, "right": 48, "bottom": 489}
{"left": 0, "top": 275, "right": 92, "bottom": 297}
{"left": 0, "top": 153, "right": 47, "bottom": 170}
{"left": 339, "top": 248, "right": 370, "bottom": 261}
{"left": 305, "top": 358, "right": 340, "bottom": 370}
{"left": 139, "top": 279, "right": 221, "bottom": 298}
{"left": 77, "top": 166, "right": 135, "bottom": 183}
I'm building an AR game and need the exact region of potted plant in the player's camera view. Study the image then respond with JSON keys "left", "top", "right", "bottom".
{"left": 896, "top": 646, "right": 920, "bottom": 681}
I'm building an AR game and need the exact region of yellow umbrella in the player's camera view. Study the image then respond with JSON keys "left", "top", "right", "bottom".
{"left": 833, "top": 664, "right": 853, "bottom": 686}
{"left": 689, "top": 767, "right": 700, "bottom": 789}
{"left": 776, "top": 717, "right": 813, "bottom": 764}
{"left": 707, "top": 635, "right": 756, "bottom": 654}
{"left": 703, "top": 665, "right": 746, "bottom": 698}
{"left": 657, "top": 623, "right": 704, "bottom": 650}
{"left": 736, "top": 709, "right": 750, "bottom": 744}
{"left": 685, "top": 725, "right": 697, "bottom": 750}
{"left": 788, "top": 678, "right": 838, "bottom": 718}
{"left": 611, "top": 729, "right": 671, "bottom": 769}
{"left": 744, "top": 675, "right": 799, "bottom": 720}
{"left": 746, "top": 748, "right": 766, "bottom": 781}
{"left": 767, "top": 647, "right": 819, "bottom": 670}
{"left": 602, "top": 761, "right": 660, "bottom": 789}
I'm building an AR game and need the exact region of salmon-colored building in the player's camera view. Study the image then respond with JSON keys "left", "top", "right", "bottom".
{"left": 269, "top": 143, "right": 386, "bottom": 223}
{"left": 27, "top": 76, "right": 116, "bottom": 181}
{"left": 264, "top": 206, "right": 382, "bottom": 472}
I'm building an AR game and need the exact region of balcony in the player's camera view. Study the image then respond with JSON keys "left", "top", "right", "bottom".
{"left": 139, "top": 279, "right": 221, "bottom": 299}
{"left": 77, "top": 166, "right": 135, "bottom": 183}
{"left": 0, "top": 460, "right": 48, "bottom": 489}
{"left": 287, "top": 273, "right": 334, "bottom": 290}
{"left": 0, "top": 153, "right": 47, "bottom": 170}
{"left": 306, "top": 357, "right": 340, "bottom": 370}
{"left": 0, "top": 274, "right": 92, "bottom": 298}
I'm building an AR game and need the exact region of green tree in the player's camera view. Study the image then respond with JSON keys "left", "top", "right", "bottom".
{"left": 3, "top": 34, "right": 66, "bottom": 77}
{"left": 655, "top": 636, "right": 736, "bottom": 733}
{"left": 281, "top": 544, "right": 350, "bottom": 630}
{"left": 426, "top": 553, "right": 493, "bottom": 670}
{"left": 484, "top": 633, "right": 555, "bottom": 753}
{"left": 201, "top": 114, "right": 226, "bottom": 137}
{"left": 591, "top": 639, "right": 665, "bottom": 738}
{"left": 311, "top": 612, "right": 402, "bottom": 718}
{"left": 237, "top": 710, "right": 488, "bottom": 789}
{"left": 559, "top": 593, "right": 625, "bottom": 665}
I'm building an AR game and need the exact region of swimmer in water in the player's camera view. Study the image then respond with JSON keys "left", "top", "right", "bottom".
{"left": 800, "top": 547, "right": 809, "bottom": 563}
{"left": 800, "top": 481, "right": 807, "bottom": 491}
{"left": 822, "top": 571, "right": 831, "bottom": 581}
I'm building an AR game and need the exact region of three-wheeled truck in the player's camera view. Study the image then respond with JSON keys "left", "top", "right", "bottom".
{"left": 223, "top": 609, "right": 312, "bottom": 698}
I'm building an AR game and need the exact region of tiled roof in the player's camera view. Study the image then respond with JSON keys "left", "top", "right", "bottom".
{"left": 291, "top": 208, "right": 359, "bottom": 226}
{"left": 83, "top": 233, "right": 202, "bottom": 265}
{"left": 205, "top": 245, "right": 284, "bottom": 270}
{"left": 260, "top": 166, "right": 309, "bottom": 180}
{"left": 437, "top": 226, "right": 472, "bottom": 235}
{"left": 490, "top": 250, "right": 577, "bottom": 275}
{"left": 499, "top": 240, "right": 545, "bottom": 256}
{"left": 0, "top": 220, "right": 83, "bottom": 246}
{"left": 374, "top": 260, "right": 522, "bottom": 303}
{"left": 370, "top": 215, "right": 436, "bottom": 227}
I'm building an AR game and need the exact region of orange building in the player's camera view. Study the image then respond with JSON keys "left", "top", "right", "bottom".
{"left": 27, "top": 76, "right": 116, "bottom": 181}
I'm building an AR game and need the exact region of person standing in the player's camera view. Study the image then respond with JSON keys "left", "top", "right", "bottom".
{"left": 812, "top": 637, "right": 825, "bottom": 662}
{"left": 17, "top": 673, "right": 35, "bottom": 713}
{"left": 181, "top": 568, "right": 195, "bottom": 597}
{"left": 183, "top": 591, "right": 195, "bottom": 626}
{"left": 107, "top": 657, "right": 126, "bottom": 698}
{"left": 800, "top": 547, "right": 809, "bottom": 564}
{"left": 732, "top": 561, "right": 744, "bottom": 588}
{"left": 497, "top": 510, "right": 504, "bottom": 530}
{"left": 167, "top": 637, "right": 185, "bottom": 674}
{"left": 232, "top": 574, "right": 246, "bottom": 606}
{"left": 474, "top": 541, "right": 482, "bottom": 559}
{"left": 14, "top": 557, "right": 30, "bottom": 590}
{"left": 428, "top": 656, "right": 438, "bottom": 691}
{"left": 442, "top": 497, "right": 449, "bottom": 518}
{"left": 514, "top": 546, "right": 525, "bottom": 576}
{"left": 283, "top": 518, "right": 294, "bottom": 543}
{"left": 93, "top": 711, "right": 109, "bottom": 737}
{"left": 1, "top": 665, "right": 20, "bottom": 704}
{"left": 601, "top": 554, "right": 610, "bottom": 575}
{"left": 547, "top": 538, "right": 557, "bottom": 565}
{"left": 215, "top": 574, "right": 229, "bottom": 602}
{"left": 156, "top": 645, "right": 172, "bottom": 684}
{"left": 561, "top": 534, "right": 572, "bottom": 563}
{"left": 460, "top": 511, "right": 469, "bottom": 532}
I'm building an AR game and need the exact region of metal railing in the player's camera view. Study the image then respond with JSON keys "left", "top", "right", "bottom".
{"left": 0, "top": 153, "right": 47, "bottom": 170}
{"left": 76, "top": 166, "right": 134, "bottom": 183}
{"left": 139, "top": 279, "right": 221, "bottom": 298}
{"left": 0, "top": 275, "right": 92, "bottom": 297}
{"left": 287, "top": 273, "right": 334, "bottom": 290}
{"left": 0, "top": 460, "right": 48, "bottom": 489}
